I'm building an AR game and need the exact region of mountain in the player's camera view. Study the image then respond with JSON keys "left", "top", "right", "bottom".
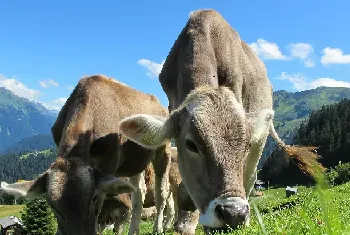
{"left": 260, "top": 86, "right": 350, "bottom": 167}
{"left": 0, "top": 87, "right": 58, "bottom": 153}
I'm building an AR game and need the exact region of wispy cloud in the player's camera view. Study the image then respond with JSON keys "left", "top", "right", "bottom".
{"left": 288, "top": 43, "right": 315, "bottom": 67}
{"left": 321, "top": 47, "right": 350, "bottom": 65}
{"left": 40, "top": 79, "right": 59, "bottom": 88}
{"left": 0, "top": 74, "right": 42, "bottom": 100}
{"left": 42, "top": 98, "right": 67, "bottom": 111}
{"left": 137, "top": 59, "right": 165, "bottom": 78}
{"left": 0, "top": 74, "right": 68, "bottom": 111}
{"left": 249, "top": 39, "right": 288, "bottom": 60}
{"left": 276, "top": 72, "right": 350, "bottom": 91}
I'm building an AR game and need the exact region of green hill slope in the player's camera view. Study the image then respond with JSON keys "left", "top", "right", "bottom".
{"left": 0, "top": 87, "right": 57, "bottom": 153}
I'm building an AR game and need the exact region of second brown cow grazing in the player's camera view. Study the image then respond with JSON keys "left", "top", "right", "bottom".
{"left": 0, "top": 75, "right": 172, "bottom": 235}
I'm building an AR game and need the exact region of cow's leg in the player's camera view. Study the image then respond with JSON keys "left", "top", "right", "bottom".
{"left": 113, "top": 222, "right": 126, "bottom": 235}
{"left": 128, "top": 172, "right": 146, "bottom": 235}
{"left": 174, "top": 182, "right": 199, "bottom": 235}
{"left": 97, "top": 224, "right": 106, "bottom": 235}
{"left": 164, "top": 191, "right": 176, "bottom": 230}
{"left": 114, "top": 206, "right": 131, "bottom": 235}
{"left": 141, "top": 206, "right": 156, "bottom": 220}
{"left": 152, "top": 144, "right": 171, "bottom": 234}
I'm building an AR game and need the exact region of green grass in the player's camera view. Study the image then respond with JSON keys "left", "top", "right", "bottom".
{"left": 103, "top": 182, "right": 350, "bottom": 235}
{"left": 0, "top": 204, "right": 24, "bottom": 218}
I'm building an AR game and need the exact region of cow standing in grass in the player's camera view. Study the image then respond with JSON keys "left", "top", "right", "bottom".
{"left": 119, "top": 9, "right": 315, "bottom": 234}
{"left": 0, "top": 75, "right": 172, "bottom": 235}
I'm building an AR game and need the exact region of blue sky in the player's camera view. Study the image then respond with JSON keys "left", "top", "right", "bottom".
{"left": 0, "top": 0, "right": 350, "bottom": 110}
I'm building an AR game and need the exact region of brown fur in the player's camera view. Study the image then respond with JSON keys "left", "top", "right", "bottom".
{"left": 1, "top": 75, "right": 172, "bottom": 235}
{"left": 52, "top": 75, "right": 171, "bottom": 235}
{"left": 284, "top": 146, "right": 325, "bottom": 177}
{"left": 52, "top": 75, "right": 168, "bottom": 175}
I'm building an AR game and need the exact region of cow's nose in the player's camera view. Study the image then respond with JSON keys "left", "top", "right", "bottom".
{"left": 215, "top": 202, "right": 249, "bottom": 228}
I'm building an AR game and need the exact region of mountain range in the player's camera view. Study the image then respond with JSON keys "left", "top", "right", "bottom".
{"left": 0, "top": 87, "right": 57, "bottom": 153}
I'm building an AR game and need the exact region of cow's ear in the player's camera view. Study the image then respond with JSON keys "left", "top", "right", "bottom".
{"left": 246, "top": 109, "right": 274, "bottom": 144}
{"left": 95, "top": 170, "right": 136, "bottom": 196}
{"left": 119, "top": 114, "right": 173, "bottom": 149}
{"left": 0, "top": 171, "right": 48, "bottom": 200}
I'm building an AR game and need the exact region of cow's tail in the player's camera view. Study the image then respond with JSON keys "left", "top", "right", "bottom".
{"left": 269, "top": 123, "right": 325, "bottom": 179}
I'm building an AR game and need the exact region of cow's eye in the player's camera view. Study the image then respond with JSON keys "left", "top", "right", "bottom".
{"left": 186, "top": 139, "right": 198, "bottom": 153}
{"left": 246, "top": 143, "right": 251, "bottom": 151}
{"left": 92, "top": 195, "right": 98, "bottom": 204}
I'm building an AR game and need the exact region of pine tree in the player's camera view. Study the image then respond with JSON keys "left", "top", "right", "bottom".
{"left": 15, "top": 196, "right": 57, "bottom": 235}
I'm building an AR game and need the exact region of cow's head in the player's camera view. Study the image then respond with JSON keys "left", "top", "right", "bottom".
{"left": 119, "top": 86, "right": 274, "bottom": 231}
{"left": 0, "top": 157, "right": 135, "bottom": 235}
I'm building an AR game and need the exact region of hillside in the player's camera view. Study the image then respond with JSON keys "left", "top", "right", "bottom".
{"left": 3, "top": 134, "right": 56, "bottom": 155}
{"left": 0, "top": 148, "right": 57, "bottom": 183}
{"left": 0, "top": 87, "right": 58, "bottom": 153}
{"left": 261, "top": 86, "right": 350, "bottom": 167}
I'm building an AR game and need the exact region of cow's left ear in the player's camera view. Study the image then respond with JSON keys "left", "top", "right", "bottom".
{"left": 246, "top": 109, "right": 274, "bottom": 144}
{"left": 95, "top": 170, "right": 136, "bottom": 196}
{"left": 0, "top": 171, "right": 49, "bottom": 200}
{"left": 119, "top": 114, "right": 173, "bottom": 149}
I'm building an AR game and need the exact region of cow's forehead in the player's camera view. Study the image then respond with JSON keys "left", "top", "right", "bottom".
{"left": 183, "top": 86, "right": 245, "bottom": 120}
{"left": 48, "top": 166, "right": 94, "bottom": 202}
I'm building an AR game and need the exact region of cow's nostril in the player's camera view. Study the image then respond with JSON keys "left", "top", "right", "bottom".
{"left": 214, "top": 203, "right": 249, "bottom": 228}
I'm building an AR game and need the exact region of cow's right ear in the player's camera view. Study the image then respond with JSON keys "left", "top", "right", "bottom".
{"left": 119, "top": 114, "right": 173, "bottom": 149}
{"left": 0, "top": 171, "right": 48, "bottom": 200}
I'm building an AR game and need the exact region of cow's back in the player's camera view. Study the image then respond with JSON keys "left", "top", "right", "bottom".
{"left": 159, "top": 9, "right": 273, "bottom": 113}
{"left": 52, "top": 74, "right": 168, "bottom": 175}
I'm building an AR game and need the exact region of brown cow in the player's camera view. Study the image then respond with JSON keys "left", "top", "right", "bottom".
{"left": 118, "top": 9, "right": 313, "bottom": 234}
{"left": 0, "top": 75, "right": 172, "bottom": 235}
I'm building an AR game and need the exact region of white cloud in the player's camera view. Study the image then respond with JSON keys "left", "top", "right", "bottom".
{"left": 249, "top": 39, "right": 288, "bottom": 60}
{"left": 42, "top": 98, "right": 68, "bottom": 111}
{"left": 276, "top": 72, "right": 350, "bottom": 91}
{"left": 304, "top": 59, "right": 315, "bottom": 68}
{"left": 289, "top": 43, "right": 313, "bottom": 60}
{"left": 321, "top": 47, "right": 350, "bottom": 65}
{"left": 137, "top": 59, "right": 165, "bottom": 78}
{"left": 40, "top": 79, "right": 59, "bottom": 88}
{"left": 0, "top": 74, "right": 42, "bottom": 100}
{"left": 289, "top": 43, "right": 315, "bottom": 67}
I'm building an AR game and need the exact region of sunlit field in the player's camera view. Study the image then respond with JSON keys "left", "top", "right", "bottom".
{"left": 103, "top": 182, "right": 350, "bottom": 235}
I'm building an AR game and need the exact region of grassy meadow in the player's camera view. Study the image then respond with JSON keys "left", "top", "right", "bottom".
{"left": 103, "top": 182, "right": 350, "bottom": 235}
{"left": 2, "top": 182, "right": 349, "bottom": 234}
{"left": 0, "top": 204, "right": 24, "bottom": 218}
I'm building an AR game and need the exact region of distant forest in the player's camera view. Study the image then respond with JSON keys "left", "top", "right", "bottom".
{"left": 261, "top": 99, "right": 350, "bottom": 186}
